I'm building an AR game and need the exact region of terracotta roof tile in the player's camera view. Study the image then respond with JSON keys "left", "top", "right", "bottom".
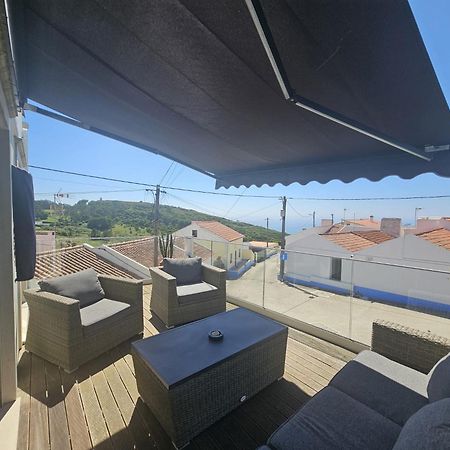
{"left": 352, "top": 230, "right": 394, "bottom": 244}
{"left": 346, "top": 218, "right": 381, "bottom": 229}
{"left": 416, "top": 228, "right": 450, "bottom": 251}
{"left": 321, "top": 230, "right": 394, "bottom": 252}
{"left": 193, "top": 221, "right": 244, "bottom": 241}
{"left": 35, "top": 245, "right": 135, "bottom": 280}
{"left": 109, "top": 236, "right": 212, "bottom": 266}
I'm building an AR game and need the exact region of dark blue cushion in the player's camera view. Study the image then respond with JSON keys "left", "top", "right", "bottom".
{"left": 427, "top": 353, "right": 450, "bottom": 402}
{"left": 163, "top": 257, "right": 202, "bottom": 285}
{"left": 39, "top": 268, "right": 105, "bottom": 307}
{"left": 393, "top": 398, "right": 450, "bottom": 450}
{"left": 268, "top": 386, "right": 400, "bottom": 450}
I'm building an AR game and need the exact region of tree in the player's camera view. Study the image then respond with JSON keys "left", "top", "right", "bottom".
{"left": 87, "top": 217, "right": 112, "bottom": 232}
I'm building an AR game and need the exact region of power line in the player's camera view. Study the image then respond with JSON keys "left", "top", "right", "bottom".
{"left": 29, "top": 165, "right": 450, "bottom": 201}
{"left": 288, "top": 202, "right": 310, "bottom": 218}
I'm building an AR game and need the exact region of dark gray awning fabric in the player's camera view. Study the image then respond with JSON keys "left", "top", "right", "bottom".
{"left": 10, "top": 0, "right": 450, "bottom": 188}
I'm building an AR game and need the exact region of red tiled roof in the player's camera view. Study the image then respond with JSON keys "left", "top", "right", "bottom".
{"left": 193, "top": 221, "right": 244, "bottom": 241}
{"left": 35, "top": 245, "right": 135, "bottom": 280}
{"left": 346, "top": 218, "right": 381, "bottom": 229}
{"left": 109, "top": 236, "right": 212, "bottom": 267}
{"left": 321, "top": 231, "right": 394, "bottom": 252}
{"left": 352, "top": 231, "right": 394, "bottom": 244}
{"left": 416, "top": 228, "right": 450, "bottom": 251}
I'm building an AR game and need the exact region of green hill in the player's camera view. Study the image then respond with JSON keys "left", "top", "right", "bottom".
{"left": 35, "top": 199, "right": 282, "bottom": 243}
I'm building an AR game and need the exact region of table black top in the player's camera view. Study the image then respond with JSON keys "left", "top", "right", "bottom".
{"left": 132, "top": 308, "right": 287, "bottom": 389}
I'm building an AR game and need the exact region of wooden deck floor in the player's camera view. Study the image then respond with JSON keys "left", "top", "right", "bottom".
{"left": 17, "top": 287, "right": 348, "bottom": 450}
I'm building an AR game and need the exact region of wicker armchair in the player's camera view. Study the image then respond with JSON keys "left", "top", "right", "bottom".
{"left": 150, "top": 263, "right": 226, "bottom": 327}
{"left": 24, "top": 275, "right": 143, "bottom": 372}
{"left": 372, "top": 320, "right": 450, "bottom": 373}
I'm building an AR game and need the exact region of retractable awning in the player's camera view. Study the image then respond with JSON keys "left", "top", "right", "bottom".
{"left": 9, "top": 0, "right": 450, "bottom": 188}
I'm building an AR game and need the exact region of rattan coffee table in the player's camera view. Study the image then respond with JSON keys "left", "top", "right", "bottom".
{"left": 132, "top": 308, "right": 288, "bottom": 448}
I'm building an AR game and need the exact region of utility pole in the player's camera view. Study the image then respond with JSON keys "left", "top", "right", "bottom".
{"left": 415, "top": 207, "right": 422, "bottom": 228}
{"left": 266, "top": 217, "right": 269, "bottom": 247}
{"left": 152, "top": 185, "right": 161, "bottom": 267}
{"left": 312, "top": 211, "right": 316, "bottom": 228}
{"left": 279, "top": 196, "right": 287, "bottom": 281}
{"left": 331, "top": 213, "right": 334, "bottom": 224}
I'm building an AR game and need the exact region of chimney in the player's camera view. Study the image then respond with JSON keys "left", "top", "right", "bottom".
{"left": 369, "top": 215, "right": 374, "bottom": 222}
{"left": 380, "top": 218, "right": 401, "bottom": 237}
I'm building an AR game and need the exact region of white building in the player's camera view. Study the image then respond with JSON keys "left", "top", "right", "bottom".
{"left": 285, "top": 220, "right": 450, "bottom": 315}
{"left": 174, "top": 221, "right": 247, "bottom": 269}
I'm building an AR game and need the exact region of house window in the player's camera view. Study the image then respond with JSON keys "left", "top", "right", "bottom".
{"left": 230, "top": 253, "right": 233, "bottom": 264}
{"left": 330, "top": 258, "right": 342, "bottom": 281}
{"left": 192, "top": 229, "right": 197, "bottom": 237}
{"left": 238, "top": 249, "right": 241, "bottom": 258}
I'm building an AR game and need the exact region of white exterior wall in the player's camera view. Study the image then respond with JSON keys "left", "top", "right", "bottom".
{"left": 286, "top": 231, "right": 450, "bottom": 308}
{"left": 175, "top": 223, "right": 245, "bottom": 269}
{"left": 354, "top": 235, "right": 450, "bottom": 306}
{"left": 285, "top": 234, "right": 353, "bottom": 292}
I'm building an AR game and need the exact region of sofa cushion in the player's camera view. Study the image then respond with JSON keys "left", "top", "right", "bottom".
{"left": 267, "top": 386, "right": 401, "bottom": 450}
{"left": 163, "top": 257, "right": 202, "bottom": 285}
{"left": 39, "top": 268, "right": 105, "bottom": 307}
{"left": 177, "top": 282, "right": 218, "bottom": 306}
{"left": 393, "top": 398, "right": 450, "bottom": 450}
{"left": 331, "top": 350, "right": 428, "bottom": 425}
{"left": 427, "top": 352, "right": 450, "bottom": 402}
{"left": 80, "top": 298, "right": 130, "bottom": 327}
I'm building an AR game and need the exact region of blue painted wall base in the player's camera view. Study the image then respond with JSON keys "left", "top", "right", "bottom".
{"left": 227, "top": 259, "right": 255, "bottom": 280}
{"left": 283, "top": 274, "right": 450, "bottom": 317}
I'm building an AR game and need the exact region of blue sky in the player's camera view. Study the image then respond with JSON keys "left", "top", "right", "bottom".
{"left": 28, "top": 0, "right": 450, "bottom": 234}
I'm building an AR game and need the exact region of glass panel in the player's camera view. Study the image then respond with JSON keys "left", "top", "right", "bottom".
{"left": 278, "top": 249, "right": 352, "bottom": 338}
{"left": 349, "top": 257, "right": 450, "bottom": 344}
{"left": 226, "top": 241, "right": 264, "bottom": 307}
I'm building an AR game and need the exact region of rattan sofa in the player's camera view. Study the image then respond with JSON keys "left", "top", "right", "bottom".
{"left": 24, "top": 274, "right": 143, "bottom": 372}
{"left": 258, "top": 321, "right": 450, "bottom": 449}
{"left": 150, "top": 262, "right": 226, "bottom": 327}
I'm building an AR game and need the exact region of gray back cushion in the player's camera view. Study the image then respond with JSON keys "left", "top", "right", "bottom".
{"left": 393, "top": 398, "right": 450, "bottom": 450}
{"left": 163, "top": 257, "right": 202, "bottom": 285}
{"left": 39, "top": 268, "right": 105, "bottom": 307}
{"left": 427, "top": 352, "right": 450, "bottom": 402}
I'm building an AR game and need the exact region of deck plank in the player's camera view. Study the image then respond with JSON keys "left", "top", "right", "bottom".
{"left": 77, "top": 366, "right": 113, "bottom": 450}
{"left": 29, "top": 355, "right": 49, "bottom": 450}
{"left": 16, "top": 351, "right": 31, "bottom": 450}
{"left": 92, "top": 368, "right": 134, "bottom": 450}
{"left": 61, "top": 370, "right": 92, "bottom": 450}
{"left": 102, "top": 362, "right": 154, "bottom": 449}
{"left": 45, "top": 362, "right": 71, "bottom": 450}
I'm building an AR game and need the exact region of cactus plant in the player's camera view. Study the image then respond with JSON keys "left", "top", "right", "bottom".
{"left": 158, "top": 233, "right": 174, "bottom": 259}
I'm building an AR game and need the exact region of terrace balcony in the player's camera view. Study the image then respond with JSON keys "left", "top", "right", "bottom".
{"left": 16, "top": 285, "right": 351, "bottom": 450}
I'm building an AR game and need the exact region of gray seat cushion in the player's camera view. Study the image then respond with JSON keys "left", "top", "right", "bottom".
{"left": 80, "top": 298, "right": 130, "bottom": 327}
{"left": 39, "top": 268, "right": 105, "bottom": 307}
{"left": 393, "top": 398, "right": 450, "bottom": 450}
{"left": 331, "top": 350, "right": 427, "bottom": 425}
{"left": 163, "top": 257, "right": 202, "bottom": 285}
{"left": 427, "top": 352, "right": 450, "bottom": 402}
{"left": 267, "top": 386, "right": 401, "bottom": 450}
{"left": 177, "top": 282, "right": 217, "bottom": 306}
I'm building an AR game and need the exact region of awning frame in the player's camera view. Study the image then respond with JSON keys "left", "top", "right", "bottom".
{"left": 245, "top": 0, "right": 433, "bottom": 162}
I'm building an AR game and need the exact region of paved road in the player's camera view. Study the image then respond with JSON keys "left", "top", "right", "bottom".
{"left": 227, "top": 256, "right": 450, "bottom": 345}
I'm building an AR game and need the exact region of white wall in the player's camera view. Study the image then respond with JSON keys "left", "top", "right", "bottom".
{"left": 354, "top": 235, "right": 450, "bottom": 306}
{"left": 285, "top": 234, "right": 353, "bottom": 292}
{"left": 286, "top": 231, "right": 450, "bottom": 309}
{"left": 175, "top": 223, "right": 246, "bottom": 269}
